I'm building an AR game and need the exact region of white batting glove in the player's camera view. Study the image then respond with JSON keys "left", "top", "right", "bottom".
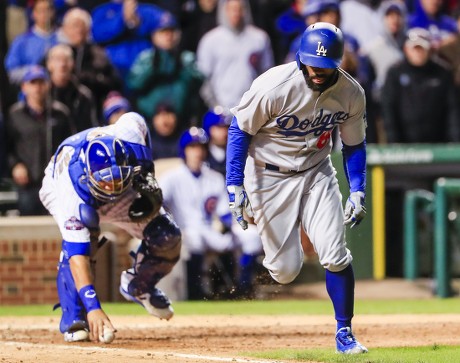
{"left": 344, "top": 191, "right": 366, "bottom": 229}
{"left": 227, "top": 185, "right": 254, "bottom": 230}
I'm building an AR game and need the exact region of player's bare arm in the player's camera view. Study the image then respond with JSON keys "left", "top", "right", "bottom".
{"left": 69, "top": 254, "right": 115, "bottom": 341}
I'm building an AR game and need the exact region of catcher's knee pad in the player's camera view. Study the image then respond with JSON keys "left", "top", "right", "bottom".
{"left": 131, "top": 213, "right": 182, "bottom": 290}
{"left": 143, "top": 213, "right": 181, "bottom": 260}
{"left": 56, "top": 252, "right": 87, "bottom": 333}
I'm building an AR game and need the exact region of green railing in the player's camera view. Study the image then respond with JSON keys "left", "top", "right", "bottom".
{"left": 403, "top": 189, "right": 434, "bottom": 281}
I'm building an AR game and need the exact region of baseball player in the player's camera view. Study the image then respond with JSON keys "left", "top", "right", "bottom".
{"left": 226, "top": 22, "right": 368, "bottom": 354}
{"left": 39, "top": 112, "right": 181, "bottom": 343}
{"left": 159, "top": 127, "right": 262, "bottom": 299}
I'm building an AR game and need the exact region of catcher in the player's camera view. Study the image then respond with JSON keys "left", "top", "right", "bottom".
{"left": 39, "top": 112, "right": 181, "bottom": 343}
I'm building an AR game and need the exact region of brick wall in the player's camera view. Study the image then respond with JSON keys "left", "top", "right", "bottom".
{"left": 0, "top": 217, "right": 132, "bottom": 305}
{"left": 0, "top": 237, "right": 60, "bottom": 304}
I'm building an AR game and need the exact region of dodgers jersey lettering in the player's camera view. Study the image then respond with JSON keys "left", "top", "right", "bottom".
{"left": 230, "top": 62, "right": 366, "bottom": 171}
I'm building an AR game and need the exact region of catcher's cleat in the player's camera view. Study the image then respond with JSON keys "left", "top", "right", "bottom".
{"left": 63, "top": 321, "right": 90, "bottom": 342}
{"left": 335, "top": 327, "right": 368, "bottom": 354}
{"left": 119, "top": 270, "right": 174, "bottom": 320}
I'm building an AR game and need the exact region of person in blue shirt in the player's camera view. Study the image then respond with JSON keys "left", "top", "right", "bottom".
{"left": 5, "top": 0, "right": 59, "bottom": 86}
{"left": 91, "top": 0, "right": 166, "bottom": 80}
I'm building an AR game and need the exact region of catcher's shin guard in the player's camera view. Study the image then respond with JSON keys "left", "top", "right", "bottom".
{"left": 128, "top": 213, "right": 181, "bottom": 295}
{"left": 56, "top": 252, "right": 89, "bottom": 341}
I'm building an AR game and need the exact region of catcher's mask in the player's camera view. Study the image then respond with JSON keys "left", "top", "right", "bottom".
{"left": 85, "top": 136, "right": 134, "bottom": 203}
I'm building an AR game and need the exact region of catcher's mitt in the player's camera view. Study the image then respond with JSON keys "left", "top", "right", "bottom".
{"left": 129, "top": 172, "right": 163, "bottom": 223}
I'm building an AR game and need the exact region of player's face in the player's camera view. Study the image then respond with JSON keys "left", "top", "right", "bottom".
{"left": 304, "top": 66, "right": 337, "bottom": 92}
{"left": 184, "top": 144, "right": 207, "bottom": 172}
{"left": 210, "top": 125, "right": 228, "bottom": 147}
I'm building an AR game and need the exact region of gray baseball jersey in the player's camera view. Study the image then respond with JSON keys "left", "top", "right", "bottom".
{"left": 230, "top": 62, "right": 366, "bottom": 283}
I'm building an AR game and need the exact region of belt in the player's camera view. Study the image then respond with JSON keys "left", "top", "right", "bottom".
{"left": 264, "top": 163, "right": 297, "bottom": 173}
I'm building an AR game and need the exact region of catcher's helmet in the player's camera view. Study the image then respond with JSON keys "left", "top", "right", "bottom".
{"left": 85, "top": 136, "right": 134, "bottom": 202}
{"left": 296, "top": 22, "right": 344, "bottom": 69}
{"left": 178, "top": 127, "right": 209, "bottom": 159}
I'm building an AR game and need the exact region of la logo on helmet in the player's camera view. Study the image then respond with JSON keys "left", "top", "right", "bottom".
{"left": 316, "top": 42, "right": 327, "bottom": 57}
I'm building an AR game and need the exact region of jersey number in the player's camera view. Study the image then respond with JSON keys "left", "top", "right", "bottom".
{"left": 316, "top": 131, "right": 331, "bottom": 149}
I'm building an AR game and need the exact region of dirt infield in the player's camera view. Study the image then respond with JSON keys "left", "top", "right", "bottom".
{"left": 2, "top": 313, "right": 460, "bottom": 363}
{"left": 2, "top": 279, "right": 460, "bottom": 363}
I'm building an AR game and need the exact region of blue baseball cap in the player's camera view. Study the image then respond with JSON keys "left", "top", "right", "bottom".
{"left": 202, "top": 108, "right": 232, "bottom": 136}
{"left": 103, "top": 91, "right": 131, "bottom": 123}
{"left": 151, "top": 12, "right": 178, "bottom": 32}
{"left": 22, "top": 65, "right": 49, "bottom": 83}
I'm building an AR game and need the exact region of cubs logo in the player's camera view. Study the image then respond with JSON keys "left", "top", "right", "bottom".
{"left": 204, "top": 196, "right": 218, "bottom": 218}
{"left": 316, "top": 41, "right": 327, "bottom": 57}
{"left": 64, "top": 216, "right": 85, "bottom": 231}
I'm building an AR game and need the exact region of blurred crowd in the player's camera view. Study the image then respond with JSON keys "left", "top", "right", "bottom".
{"left": 0, "top": 0, "right": 459, "bottom": 298}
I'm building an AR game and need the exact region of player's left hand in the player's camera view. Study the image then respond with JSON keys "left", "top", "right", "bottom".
{"left": 227, "top": 185, "right": 253, "bottom": 230}
{"left": 129, "top": 172, "right": 163, "bottom": 222}
{"left": 344, "top": 191, "right": 366, "bottom": 228}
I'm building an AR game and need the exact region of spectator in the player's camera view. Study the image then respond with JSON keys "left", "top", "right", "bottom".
{"left": 363, "top": 0, "right": 407, "bottom": 99}
{"left": 381, "top": 27, "right": 460, "bottom": 143}
{"left": 339, "top": 0, "right": 383, "bottom": 47}
{"left": 159, "top": 127, "right": 261, "bottom": 299}
{"left": 5, "top": 0, "right": 59, "bottom": 86}
{"left": 274, "top": 0, "right": 308, "bottom": 64}
{"left": 197, "top": 0, "right": 274, "bottom": 112}
{"left": 6, "top": 65, "right": 72, "bottom": 215}
{"left": 202, "top": 106, "right": 232, "bottom": 176}
{"left": 58, "top": 7, "right": 123, "bottom": 119}
{"left": 46, "top": 44, "right": 99, "bottom": 133}
{"left": 180, "top": 0, "right": 219, "bottom": 53}
{"left": 5, "top": 1, "right": 28, "bottom": 47}
{"left": 127, "top": 11, "right": 205, "bottom": 126}
{"left": 248, "top": 0, "right": 292, "bottom": 65}
{"left": 102, "top": 91, "right": 131, "bottom": 125}
{"left": 437, "top": 7, "right": 460, "bottom": 88}
{"left": 91, "top": 0, "right": 166, "bottom": 79}
{"left": 150, "top": 103, "right": 181, "bottom": 160}
{"left": 408, "top": 0, "right": 458, "bottom": 47}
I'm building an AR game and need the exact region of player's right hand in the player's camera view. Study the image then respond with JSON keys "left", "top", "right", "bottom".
{"left": 227, "top": 185, "right": 253, "bottom": 230}
{"left": 87, "top": 309, "right": 116, "bottom": 342}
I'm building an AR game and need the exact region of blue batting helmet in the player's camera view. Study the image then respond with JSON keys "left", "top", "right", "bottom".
{"left": 202, "top": 108, "right": 232, "bottom": 136}
{"left": 85, "top": 136, "right": 134, "bottom": 203}
{"left": 178, "top": 127, "right": 209, "bottom": 158}
{"left": 296, "top": 22, "right": 344, "bottom": 69}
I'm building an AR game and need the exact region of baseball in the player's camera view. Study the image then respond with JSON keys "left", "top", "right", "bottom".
{"left": 99, "top": 326, "right": 115, "bottom": 344}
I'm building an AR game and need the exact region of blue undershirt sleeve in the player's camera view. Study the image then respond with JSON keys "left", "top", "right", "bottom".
{"left": 226, "top": 117, "right": 252, "bottom": 186}
{"left": 341, "top": 140, "right": 366, "bottom": 193}
{"left": 63, "top": 241, "right": 91, "bottom": 259}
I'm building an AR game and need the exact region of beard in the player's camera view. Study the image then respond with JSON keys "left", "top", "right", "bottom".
{"left": 305, "top": 69, "right": 339, "bottom": 92}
